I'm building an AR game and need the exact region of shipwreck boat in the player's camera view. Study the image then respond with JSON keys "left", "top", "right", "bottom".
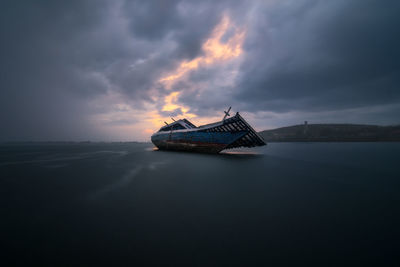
{"left": 151, "top": 107, "right": 266, "bottom": 153}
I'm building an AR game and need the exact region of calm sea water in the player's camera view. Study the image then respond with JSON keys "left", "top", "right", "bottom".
{"left": 1, "top": 142, "right": 399, "bottom": 266}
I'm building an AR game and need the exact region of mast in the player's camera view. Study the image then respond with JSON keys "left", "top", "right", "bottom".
{"left": 223, "top": 106, "right": 231, "bottom": 120}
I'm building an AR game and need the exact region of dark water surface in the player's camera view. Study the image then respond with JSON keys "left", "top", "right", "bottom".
{"left": 1, "top": 142, "right": 399, "bottom": 266}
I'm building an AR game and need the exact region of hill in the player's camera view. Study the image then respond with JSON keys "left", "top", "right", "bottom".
{"left": 259, "top": 123, "right": 400, "bottom": 142}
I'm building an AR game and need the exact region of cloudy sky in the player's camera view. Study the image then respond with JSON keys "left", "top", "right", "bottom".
{"left": 1, "top": 0, "right": 399, "bottom": 141}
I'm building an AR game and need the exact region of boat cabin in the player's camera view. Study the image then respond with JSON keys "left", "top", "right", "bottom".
{"left": 158, "top": 119, "right": 196, "bottom": 132}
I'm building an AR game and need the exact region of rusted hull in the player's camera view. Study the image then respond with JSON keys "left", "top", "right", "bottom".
{"left": 153, "top": 140, "right": 227, "bottom": 153}
{"left": 151, "top": 131, "right": 247, "bottom": 153}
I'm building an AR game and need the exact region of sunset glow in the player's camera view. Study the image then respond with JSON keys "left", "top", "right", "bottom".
{"left": 159, "top": 15, "right": 245, "bottom": 88}
{"left": 161, "top": 91, "right": 187, "bottom": 112}
{"left": 3, "top": 0, "right": 398, "bottom": 143}
{"left": 146, "top": 14, "right": 246, "bottom": 131}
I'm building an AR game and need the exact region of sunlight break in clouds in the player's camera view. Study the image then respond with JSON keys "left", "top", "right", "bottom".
{"left": 86, "top": 13, "right": 246, "bottom": 141}
{"left": 150, "top": 14, "right": 246, "bottom": 129}
{"left": 159, "top": 15, "right": 245, "bottom": 87}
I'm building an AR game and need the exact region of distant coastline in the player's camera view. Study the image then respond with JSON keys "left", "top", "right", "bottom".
{"left": 259, "top": 123, "right": 400, "bottom": 142}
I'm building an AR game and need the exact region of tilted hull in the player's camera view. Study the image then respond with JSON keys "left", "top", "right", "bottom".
{"left": 151, "top": 112, "right": 266, "bottom": 153}
{"left": 152, "top": 131, "right": 248, "bottom": 153}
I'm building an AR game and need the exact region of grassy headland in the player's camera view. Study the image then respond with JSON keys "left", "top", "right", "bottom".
{"left": 259, "top": 123, "right": 400, "bottom": 142}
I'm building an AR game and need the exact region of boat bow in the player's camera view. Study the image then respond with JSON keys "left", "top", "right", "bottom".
{"left": 203, "top": 112, "right": 266, "bottom": 149}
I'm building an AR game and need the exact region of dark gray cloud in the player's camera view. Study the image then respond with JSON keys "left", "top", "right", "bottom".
{"left": 0, "top": 0, "right": 115, "bottom": 140}
{"left": 0, "top": 0, "right": 223, "bottom": 140}
{"left": 0, "top": 0, "right": 399, "bottom": 141}
{"left": 123, "top": 0, "right": 183, "bottom": 41}
{"left": 234, "top": 0, "right": 400, "bottom": 113}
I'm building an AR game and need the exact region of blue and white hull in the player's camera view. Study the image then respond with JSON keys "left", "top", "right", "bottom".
{"left": 151, "top": 112, "right": 266, "bottom": 153}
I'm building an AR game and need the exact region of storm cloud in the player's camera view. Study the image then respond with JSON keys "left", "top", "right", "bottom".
{"left": 0, "top": 0, "right": 399, "bottom": 141}
{"left": 235, "top": 0, "right": 400, "bottom": 112}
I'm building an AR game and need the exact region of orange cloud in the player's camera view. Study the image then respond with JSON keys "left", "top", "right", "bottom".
{"left": 161, "top": 91, "right": 187, "bottom": 112}
{"left": 146, "top": 14, "right": 246, "bottom": 133}
{"left": 159, "top": 14, "right": 245, "bottom": 89}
